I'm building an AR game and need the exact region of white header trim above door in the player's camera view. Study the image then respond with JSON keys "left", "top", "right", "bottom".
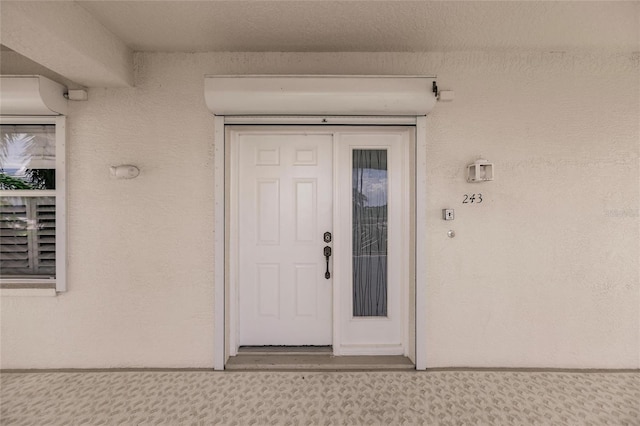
{"left": 205, "top": 75, "right": 437, "bottom": 116}
{"left": 223, "top": 116, "right": 417, "bottom": 126}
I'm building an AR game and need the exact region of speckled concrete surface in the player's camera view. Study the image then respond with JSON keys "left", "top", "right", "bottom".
{"left": 1, "top": 370, "right": 638, "bottom": 425}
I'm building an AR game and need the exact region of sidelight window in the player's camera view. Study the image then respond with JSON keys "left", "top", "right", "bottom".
{"left": 352, "top": 149, "right": 388, "bottom": 317}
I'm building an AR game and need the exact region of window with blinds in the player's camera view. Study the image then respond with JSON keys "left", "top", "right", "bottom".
{"left": 1, "top": 197, "right": 56, "bottom": 277}
{"left": 0, "top": 121, "right": 64, "bottom": 290}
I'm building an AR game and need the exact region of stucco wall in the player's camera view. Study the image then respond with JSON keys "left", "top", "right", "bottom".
{"left": 1, "top": 52, "right": 638, "bottom": 369}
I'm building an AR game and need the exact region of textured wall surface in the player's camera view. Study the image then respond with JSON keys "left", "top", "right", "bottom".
{"left": 1, "top": 52, "right": 638, "bottom": 368}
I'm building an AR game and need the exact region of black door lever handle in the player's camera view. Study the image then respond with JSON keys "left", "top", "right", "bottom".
{"left": 324, "top": 246, "right": 332, "bottom": 279}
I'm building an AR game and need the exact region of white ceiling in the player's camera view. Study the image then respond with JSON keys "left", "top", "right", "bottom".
{"left": 1, "top": 1, "right": 638, "bottom": 88}
{"left": 77, "top": 1, "right": 640, "bottom": 52}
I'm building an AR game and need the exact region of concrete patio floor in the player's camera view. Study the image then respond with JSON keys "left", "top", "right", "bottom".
{"left": 1, "top": 370, "right": 638, "bottom": 425}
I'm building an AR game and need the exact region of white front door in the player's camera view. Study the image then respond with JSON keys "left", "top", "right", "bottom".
{"left": 231, "top": 126, "right": 411, "bottom": 354}
{"left": 237, "top": 130, "right": 333, "bottom": 345}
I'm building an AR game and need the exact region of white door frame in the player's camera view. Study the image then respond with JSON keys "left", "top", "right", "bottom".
{"left": 213, "top": 115, "right": 429, "bottom": 370}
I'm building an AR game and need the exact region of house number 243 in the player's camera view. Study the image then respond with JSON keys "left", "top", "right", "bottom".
{"left": 463, "top": 194, "right": 483, "bottom": 204}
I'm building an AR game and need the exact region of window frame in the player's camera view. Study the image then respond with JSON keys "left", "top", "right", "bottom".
{"left": 0, "top": 116, "right": 66, "bottom": 292}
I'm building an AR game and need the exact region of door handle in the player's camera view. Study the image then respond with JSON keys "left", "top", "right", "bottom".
{"left": 324, "top": 246, "right": 332, "bottom": 279}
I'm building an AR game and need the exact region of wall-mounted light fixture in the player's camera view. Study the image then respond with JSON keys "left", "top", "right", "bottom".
{"left": 466, "top": 159, "right": 493, "bottom": 183}
{"left": 110, "top": 165, "right": 140, "bottom": 179}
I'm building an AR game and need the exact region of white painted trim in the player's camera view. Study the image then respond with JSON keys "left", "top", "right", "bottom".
{"left": 224, "top": 116, "right": 417, "bottom": 126}
{"left": 339, "top": 344, "right": 404, "bottom": 356}
{"left": 0, "top": 288, "right": 57, "bottom": 297}
{"left": 0, "top": 116, "right": 59, "bottom": 125}
{"left": 0, "top": 190, "right": 56, "bottom": 197}
{"left": 205, "top": 76, "right": 437, "bottom": 116}
{"left": 415, "top": 116, "right": 428, "bottom": 370}
{"left": 213, "top": 115, "right": 225, "bottom": 370}
{"left": 227, "top": 126, "right": 239, "bottom": 357}
{"left": 401, "top": 128, "right": 412, "bottom": 357}
{"left": 331, "top": 132, "right": 342, "bottom": 356}
{"left": 55, "top": 116, "right": 67, "bottom": 292}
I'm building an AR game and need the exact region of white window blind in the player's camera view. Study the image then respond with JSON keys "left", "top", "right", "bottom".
{"left": 0, "top": 197, "right": 56, "bottom": 277}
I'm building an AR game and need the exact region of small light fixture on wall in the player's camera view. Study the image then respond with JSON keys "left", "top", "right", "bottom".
{"left": 466, "top": 158, "right": 493, "bottom": 183}
{"left": 110, "top": 165, "right": 140, "bottom": 179}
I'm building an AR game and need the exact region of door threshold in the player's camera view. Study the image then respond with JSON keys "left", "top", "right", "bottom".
{"left": 226, "top": 352, "right": 414, "bottom": 371}
{"left": 238, "top": 346, "right": 332, "bottom": 356}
